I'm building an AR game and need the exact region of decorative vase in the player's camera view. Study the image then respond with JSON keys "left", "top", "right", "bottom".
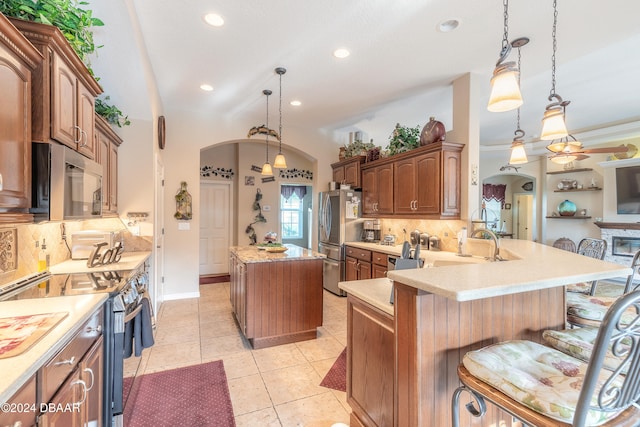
{"left": 558, "top": 199, "right": 577, "bottom": 216}
{"left": 419, "top": 116, "right": 446, "bottom": 146}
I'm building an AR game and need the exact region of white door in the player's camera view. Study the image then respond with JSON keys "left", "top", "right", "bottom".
{"left": 514, "top": 193, "right": 534, "bottom": 240}
{"left": 153, "top": 156, "right": 165, "bottom": 315}
{"left": 200, "top": 181, "right": 232, "bottom": 275}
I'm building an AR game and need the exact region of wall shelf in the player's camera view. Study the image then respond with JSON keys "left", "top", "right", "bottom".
{"left": 546, "top": 215, "right": 592, "bottom": 219}
{"left": 553, "top": 187, "right": 602, "bottom": 193}
{"left": 546, "top": 168, "right": 593, "bottom": 175}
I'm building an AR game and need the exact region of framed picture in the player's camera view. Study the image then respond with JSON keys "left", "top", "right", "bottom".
{"left": 245, "top": 176, "right": 255, "bottom": 186}
{"left": 504, "top": 203, "right": 512, "bottom": 210}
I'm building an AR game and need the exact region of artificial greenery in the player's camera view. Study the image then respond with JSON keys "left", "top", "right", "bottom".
{"left": 343, "top": 138, "right": 376, "bottom": 158}
{"left": 95, "top": 96, "right": 130, "bottom": 127}
{"left": 0, "top": 0, "right": 104, "bottom": 66}
{"left": 386, "top": 123, "right": 421, "bottom": 156}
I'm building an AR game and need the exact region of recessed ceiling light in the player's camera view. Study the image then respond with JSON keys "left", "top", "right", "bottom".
{"left": 200, "top": 84, "right": 214, "bottom": 91}
{"left": 438, "top": 19, "right": 460, "bottom": 33}
{"left": 204, "top": 13, "right": 224, "bottom": 27}
{"left": 333, "top": 48, "right": 350, "bottom": 59}
{"left": 290, "top": 100, "right": 301, "bottom": 107}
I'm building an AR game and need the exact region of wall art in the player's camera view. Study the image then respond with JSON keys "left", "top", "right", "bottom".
{"left": 278, "top": 168, "right": 313, "bottom": 180}
{"left": 200, "top": 165, "right": 234, "bottom": 179}
{"left": 261, "top": 176, "right": 276, "bottom": 183}
{"left": 245, "top": 176, "right": 255, "bottom": 186}
{"left": 0, "top": 228, "right": 17, "bottom": 274}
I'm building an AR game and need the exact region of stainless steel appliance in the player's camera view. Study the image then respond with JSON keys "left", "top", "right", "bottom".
{"left": 318, "top": 189, "right": 362, "bottom": 296}
{"left": 362, "top": 219, "right": 381, "bottom": 243}
{"left": 31, "top": 142, "right": 103, "bottom": 222}
{"left": 0, "top": 266, "right": 152, "bottom": 427}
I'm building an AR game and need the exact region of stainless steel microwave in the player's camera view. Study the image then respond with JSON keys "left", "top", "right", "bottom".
{"left": 31, "top": 142, "right": 103, "bottom": 222}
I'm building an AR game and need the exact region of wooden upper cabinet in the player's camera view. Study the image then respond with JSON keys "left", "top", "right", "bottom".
{"left": 363, "top": 142, "right": 462, "bottom": 219}
{"left": 331, "top": 156, "right": 365, "bottom": 189}
{"left": 0, "top": 14, "right": 42, "bottom": 223}
{"left": 362, "top": 163, "right": 393, "bottom": 216}
{"left": 10, "top": 18, "right": 102, "bottom": 159}
{"left": 95, "top": 114, "right": 122, "bottom": 215}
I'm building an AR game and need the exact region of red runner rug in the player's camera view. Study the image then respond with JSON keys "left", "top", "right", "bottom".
{"left": 320, "top": 347, "right": 347, "bottom": 392}
{"left": 123, "top": 360, "right": 235, "bottom": 427}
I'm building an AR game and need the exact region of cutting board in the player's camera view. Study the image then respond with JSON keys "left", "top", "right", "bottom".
{"left": 0, "top": 312, "right": 68, "bottom": 359}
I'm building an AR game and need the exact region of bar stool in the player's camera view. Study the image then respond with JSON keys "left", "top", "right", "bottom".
{"left": 565, "top": 238, "right": 608, "bottom": 294}
{"left": 566, "top": 249, "right": 640, "bottom": 327}
{"left": 452, "top": 290, "right": 640, "bottom": 427}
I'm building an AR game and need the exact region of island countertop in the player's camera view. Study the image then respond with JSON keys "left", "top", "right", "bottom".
{"left": 0, "top": 293, "right": 108, "bottom": 403}
{"left": 229, "top": 244, "right": 325, "bottom": 263}
{"left": 386, "top": 239, "right": 632, "bottom": 302}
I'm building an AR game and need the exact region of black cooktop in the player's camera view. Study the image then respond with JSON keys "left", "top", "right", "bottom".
{"left": 0, "top": 270, "right": 134, "bottom": 301}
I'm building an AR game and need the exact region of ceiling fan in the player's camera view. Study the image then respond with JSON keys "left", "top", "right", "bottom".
{"left": 546, "top": 136, "right": 633, "bottom": 163}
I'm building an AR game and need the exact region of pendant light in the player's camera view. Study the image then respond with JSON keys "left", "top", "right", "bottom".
{"left": 261, "top": 89, "right": 273, "bottom": 176}
{"left": 487, "top": 0, "right": 523, "bottom": 113}
{"left": 273, "top": 67, "right": 288, "bottom": 169}
{"left": 541, "top": 0, "right": 569, "bottom": 141}
{"left": 508, "top": 37, "right": 529, "bottom": 165}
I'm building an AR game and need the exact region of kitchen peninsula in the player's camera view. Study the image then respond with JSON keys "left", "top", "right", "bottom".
{"left": 339, "top": 239, "right": 632, "bottom": 427}
{"left": 228, "top": 244, "right": 325, "bottom": 349}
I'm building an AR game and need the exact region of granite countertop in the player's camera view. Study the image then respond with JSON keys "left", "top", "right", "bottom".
{"left": 49, "top": 251, "right": 152, "bottom": 274}
{"left": 386, "top": 239, "right": 632, "bottom": 302}
{"left": 230, "top": 244, "right": 325, "bottom": 263}
{"left": 0, "top": 293, "right": 108, "bottom": 403}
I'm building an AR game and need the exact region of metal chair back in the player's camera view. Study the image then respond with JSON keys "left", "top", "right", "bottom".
{"left": 576, "top": 237, "right": 607, "bottom": 260}
{"left": 573, "top": 289, "right": 640, "bottom": 426}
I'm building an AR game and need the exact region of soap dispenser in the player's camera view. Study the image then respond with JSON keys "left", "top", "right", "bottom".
{"left": 38, "top": 238, "right": 49, "bottom": 272}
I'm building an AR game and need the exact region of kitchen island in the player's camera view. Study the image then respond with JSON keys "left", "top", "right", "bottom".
{"left": 339, "top": 239, "right": 632, "bottom": 427}
{"left": 229, "top": 244, "right": 325, "bottom": 349}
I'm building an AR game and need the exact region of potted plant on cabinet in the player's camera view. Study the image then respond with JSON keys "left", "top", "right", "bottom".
{"left": 386, "top": 123, "right": 421, "bottom": 156}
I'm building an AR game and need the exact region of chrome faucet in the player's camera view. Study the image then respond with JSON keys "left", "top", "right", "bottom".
{"left": 469, "top": 228, "right": 501, "bottom": 261}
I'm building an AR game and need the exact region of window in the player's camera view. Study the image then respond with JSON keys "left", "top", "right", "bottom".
{"left": 281, "top": 193, "right": 303, "bottom": 238}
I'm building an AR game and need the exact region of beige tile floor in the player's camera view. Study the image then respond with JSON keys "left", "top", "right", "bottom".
{"left": 124, "top": 282, "right": 351, "bottom": 426}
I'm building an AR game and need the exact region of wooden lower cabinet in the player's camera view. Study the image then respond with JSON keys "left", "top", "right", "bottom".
{"left": 371, "top": 251, "right": 388, "bottom": 279}
{"left": 347, "top": 294, "right": 394, "bottom": 427}
{"left": 229, "top": 253, "right": 323, "bottom": 349}
{"left": 345, "top": 246, "right": 372, "bottom": 281}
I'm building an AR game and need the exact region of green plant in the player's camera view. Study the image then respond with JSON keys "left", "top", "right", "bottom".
{"left": 386, "top": 123, "right": 421, "bottom": 156}
{"left": 344, "top": 139, "right": 376, "bottom": 158}
{"left": 95, "top": 96, "right": 130, "bottom": 127}
{"left": 0, "top": 0, "right": 104, "bottom": 66}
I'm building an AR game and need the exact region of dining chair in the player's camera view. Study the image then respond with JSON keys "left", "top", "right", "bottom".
{"left": 565, "top": 238, "right": 608, "bottom": 295}
{"left": 566, "top": 249, "right": 640, "bottom": 327}
{"left": 452, "top": 290, "right": 640, "bottom": 427}
{"left": 552, "top": 237, "right": 577, "bottom": 253}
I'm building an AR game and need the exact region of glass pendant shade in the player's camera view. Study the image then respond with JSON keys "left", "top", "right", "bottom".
{"left": 541, "top": 106, "right": 568, "bottom": 140}
{"left": 550, "top": 154, "right": 577, "bottom": 165}
{"left": 487, "top": 62, "right": 523, "bottom": 112}
{"left": 273, "top": 153, "right": 287, "bottom": 169}
{"left": 509, "top": 141, "right": 528, "bottom": 164}
{"left": 261, "top": 162, "right": 273, "bottom": 176}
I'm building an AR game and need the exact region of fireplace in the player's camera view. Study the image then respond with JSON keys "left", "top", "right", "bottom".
{"left": 612, "top": 236, "right": 640, "bottom": 257}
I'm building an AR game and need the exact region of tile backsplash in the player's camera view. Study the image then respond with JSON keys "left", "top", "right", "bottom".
{"left": 0, "top": 217, "right": 152, "bottom": 285}
{"left": 379, "top": 219, "right": 467, "bottom": 252}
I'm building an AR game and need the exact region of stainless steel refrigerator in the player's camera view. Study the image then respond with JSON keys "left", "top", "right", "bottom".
{"left": 318, "top": 189, "right": 363, "bottom": 296}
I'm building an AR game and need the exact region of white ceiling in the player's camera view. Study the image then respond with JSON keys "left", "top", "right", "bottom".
{"left": 86, "top": 0, "right": 640, "bottom": 156}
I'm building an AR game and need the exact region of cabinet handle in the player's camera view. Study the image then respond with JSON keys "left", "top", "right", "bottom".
{"left": 86, "top": 325, "right": 102, "bottom": 334}
{"left": 54, "top": 356, "right": 75, "bottom": 366}
{"left": 0, "top": 172, "right": 3, "bottom": 191}
{"left": 83, "top": 367, "right": 95, "bottom": 391}
{"left": 79, "top": 129, "right": 88, "bottom": 147}
{"left": 73, "top": 125, "right": 82, "bottom": 143}
{"left": 72, "top": 379, "right": 88, "bottom": 405}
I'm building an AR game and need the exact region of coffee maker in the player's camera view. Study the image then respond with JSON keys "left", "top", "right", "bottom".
{"left": 362, "top": 219, "right": 381, "bottom": 243}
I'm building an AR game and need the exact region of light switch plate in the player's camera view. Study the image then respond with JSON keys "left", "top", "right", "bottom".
{"left": 178, "top": 222, "right": 190, "bottom": 231}
{"left": 263, "top": 205, "right": 271, "bottom": 211}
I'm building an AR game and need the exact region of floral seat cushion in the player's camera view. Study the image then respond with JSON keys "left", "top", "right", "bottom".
{"left": 566, "top": 281, "right": 625, "bottom": 297}
{"left": 542, "top": 327, "right": 629, "bottom": 373}
{"left": 463, "top": 340, "right": 624, "bottom": 426}
{"left": 566, "top": 293, "right": 637, "bottom": 324}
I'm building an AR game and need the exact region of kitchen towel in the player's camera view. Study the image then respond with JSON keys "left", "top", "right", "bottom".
{"left": 124, "top": 293, "right": 155, "bottom": 358}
